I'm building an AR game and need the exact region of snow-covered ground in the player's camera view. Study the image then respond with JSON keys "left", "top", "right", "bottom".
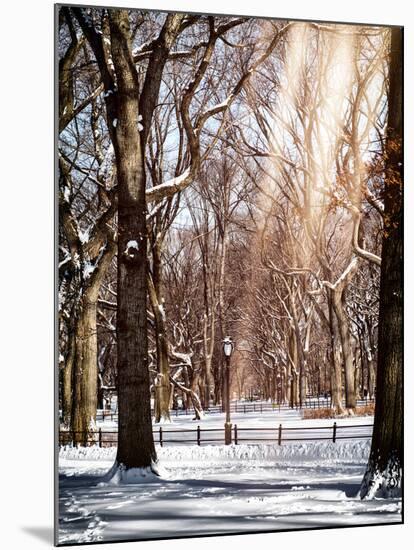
{"left": 58, "top": 438, "right": 401, "bottom": 545}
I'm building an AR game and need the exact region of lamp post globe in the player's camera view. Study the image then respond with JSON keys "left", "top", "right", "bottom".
{"left": 223, "top": 336, "right": 234, "bottom": 357}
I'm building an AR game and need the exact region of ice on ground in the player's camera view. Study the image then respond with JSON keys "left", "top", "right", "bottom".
{"left": 58, "top": 440, "right": 401, "bottom": 545}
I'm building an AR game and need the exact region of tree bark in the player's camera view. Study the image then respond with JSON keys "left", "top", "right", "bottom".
{"left": 71, "top": 243, "right": 115, "bottom": 445}
{"left": 61, "top": 330, "right": 75, "bottom": 428}
{"left": 329, "top": 300, "right": 345, "bottom": 415}
{"left": 288, "top": 330, "right": 299, "bottom": 407}
{"left": 148, "top": 263, "right": 172, "bottom": 424}
{"left": 71, "top": 295, "right": 98, "bottom": 444}
{"left": 108, "top": 10, "right": 157, "bottom": 470}
{"left": 360, "top": 27, "right": 403, "bottom": 499}
{"left": 332, "top": 287, "right": 357, "bottom": 410}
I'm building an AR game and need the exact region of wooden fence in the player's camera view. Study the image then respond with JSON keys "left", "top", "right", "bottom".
{"left": 59, "top": 421, "right": 373, "bottom": 448}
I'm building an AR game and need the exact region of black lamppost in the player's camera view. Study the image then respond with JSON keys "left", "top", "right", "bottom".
{"left": 223, "top": 336, "right": 234, "bottom": 445}
{"left": 288, "top": 373, "right": 294, "bottom": 409}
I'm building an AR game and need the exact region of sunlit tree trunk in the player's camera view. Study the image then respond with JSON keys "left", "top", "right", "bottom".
{"left": 148, "top": 247, "right": 171, "bottom": 424}
{"left": 332, "top": 288, "right": 357, "bottom": 410}
{"left": 329, "top": 300, "right": 345, "bottom": 414}
{"left": 288, "top": 330, "right": 299, "bottom": 407}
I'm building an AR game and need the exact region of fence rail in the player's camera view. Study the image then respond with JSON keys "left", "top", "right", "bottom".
{"left": 90, "top": 397, "right": 375, "bottom": 422}
{"left": 59, "top": 421, "right": 373, "bottom": 448}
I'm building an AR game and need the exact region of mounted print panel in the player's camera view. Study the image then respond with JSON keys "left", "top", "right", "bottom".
{"left": 56, "top": 3, "right": 403, "bottom": 545}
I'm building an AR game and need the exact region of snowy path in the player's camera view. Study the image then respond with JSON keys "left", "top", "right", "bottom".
{"left": 58, "top": 441, "right": 401, "bottom": 545}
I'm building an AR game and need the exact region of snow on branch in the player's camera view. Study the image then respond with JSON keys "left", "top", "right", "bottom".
{"left": 321, "top": 257, "right": 359, "bottom": 291}
{"left": 197, "top": 23, "right": 292, "bottom": 131}
{"left": 146, "top": 167, "right": 192, "bottom": 204}
{"left": 351, "top": 209, "right": 381, "bottom": 266}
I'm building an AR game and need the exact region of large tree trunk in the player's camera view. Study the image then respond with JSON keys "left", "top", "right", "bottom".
{"left": 109, "top": 11, "right": 156, "bottom": 472}
{"left": 360, "top": 27, "right": 403, "bottom": 499}
{"left": 73, "top": 6, "right": 185, "bottom": 474}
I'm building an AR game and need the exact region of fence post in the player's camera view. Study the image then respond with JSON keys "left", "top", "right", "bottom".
{"left": 159, "top": 426, "right": 163, "bottom": 447}
{"left": 234, "top": 424, "right": 238, "bottom": 445}
{"left": 98, "top": 428, "right": 102, "bottom": 448}
{"left": 244, "top": 404, "right": 246, "bottom": 414}
{"left": 260, "top": 403, "right": 263, "bottom": 413}
{"left": 254, "top": 403, "right": 256, "bottom": 412}
{"left": 332, "top": 422, "right": 337, "bottom": 443}
{"left": 278, "top": 423, "right": 282, "bottom": 445}
{"left": 197, "top": 425, "right": 201, "bottom": 446}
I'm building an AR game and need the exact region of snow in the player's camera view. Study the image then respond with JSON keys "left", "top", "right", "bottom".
{"left": 58, "top": 439, "right": 401, "bottom": 544}
{"left": 158, "top": 303, "right": 166, "bottom": 321}
{"left": 124, "top": 240, "right": 140, "bottom": 258}
{"left": 112, "top": 118, "right": 118, "bottom": 128}
{"left": 79, "top": 227, "right": 90, "bottom": 244}
{"left": 359, "top": 456, "right": 402, "bottom": 499}
{"left": 83, "top": 261, "right": 95, "bottom": 279}
{"left": 72, "top": 252, "right": 80, "bottom": 269}
{"left": 97, "top": 143, "right": 114, "bottom": 181}
{"left": 58, "top": 254, "right": 71, "bottom": 269}
{"left": 98, "top": 461, "right": 168, "bottom": 486}
{"left": 60, "top": 439, "right": 369, "bottom": 463}
{"left": 63, "top": 186, "right": 70, "bottom": 202}
{"left": 126, "top": 240, "right": 139, "bottom": 250}
{"left": 204, "top": 96, "right": 233, "bottom": 116}
{"left": 146, "top": 167, "right": 192, "bottom": 203}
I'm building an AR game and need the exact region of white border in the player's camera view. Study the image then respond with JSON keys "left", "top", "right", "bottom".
{"left": 1, "top": 1, "right": 412, "bottom": 548}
